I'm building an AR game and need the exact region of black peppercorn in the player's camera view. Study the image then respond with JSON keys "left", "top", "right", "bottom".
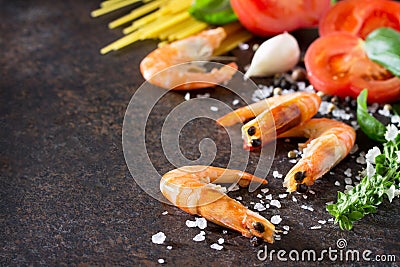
{"left": 296, "top": 183, "right": 308, "bottom": 193}
{"left": 251, "top": 139, "right": 262, "bottom": 147}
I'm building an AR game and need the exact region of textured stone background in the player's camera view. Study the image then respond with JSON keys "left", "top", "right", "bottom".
{"left": 1, "top": 0, "right": 399, "bottom": 266}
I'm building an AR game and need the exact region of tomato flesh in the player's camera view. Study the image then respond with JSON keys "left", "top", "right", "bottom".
{"left": 305, "top": 32, "right": 400, "bottom": 103}
{"left": 230, "top": 0, "right": 331, "bottom": 36}
{"left": 319, "top": 0, "right": 400, "bottom": 39}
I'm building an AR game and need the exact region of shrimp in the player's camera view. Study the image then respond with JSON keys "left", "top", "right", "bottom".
{"left": 160, "top": 165, "right": 276, "bottom": 243}
{"left": 278, "top": 118, "right": 356, "bottom": 192}
{"left": 140, "top": 27, "right": 238, "bottom": 90}
{"left": 217, "top": 92, "right": 321, "bottom": 150}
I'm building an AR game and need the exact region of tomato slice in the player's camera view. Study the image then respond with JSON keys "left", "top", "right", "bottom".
{"left": 319, "top": 0, "right": 400, "bottom": 39}
{"left": 230, "top": 0, "right": 331, "bottom": 36}
{"left": 305, "top": 32, "right": 400, "bottom": 103}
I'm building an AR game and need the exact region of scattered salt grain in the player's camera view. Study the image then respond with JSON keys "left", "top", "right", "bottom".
{"left": 332, "top": 108, "right": 353, "bottom": 120}
{"left": 236, "top": 196, "right": 242, "bottom": 201}
{"left": 275, "top": 235, "right": 282, "bottom": 241}
{"left": 301, "top": 205, "right": 314, "bottom": 212}
{"left": 186, "top": 220, "right": 197, "bottom": 228}
{"left": 318, "top": 220, "right": 326, "bottom": 225}
{"left": 193, "top": 231, "right": 206, "bottom": 242}
{"left": 167, "top": 246, "right": 172, "bottom": 250}
{"left": 368, "top": 102, "right": 379, "bottom": 113}
{"left": 344, "top": 185, "right": 354, "bottom": 193}
{"left": 232, "top": 99, "right": 240, "bottom": 106}
{"left": 391, "top": 114, "right": 400, "bottom": 125}
{"left": 196, "top": 217, "right": 207, "bottom": 229}
{"left": 334, "top": 181, "right": 340, "bottom": 186}
{"left": 238, "top": 43, "right": 249, "bottom": 50}
{"left": 222, "top": 230, "right": 228, "bottom": 234}
{"left": 328, "top": 218, "right": 334, "bottom": 222}
{"left": 344, "top": 168, "right": 352, "bottom": 177}
{"left": 254, "top": 203, "right": 266, "bottom": 212}
{"left": 217, "top": 238, "right": 225, "bottom": 244}
{"left": 356, "top": 151, "right": 366, "bottom": 164}
{"left": 210, "top": 106, "right": 219, "bottom": 112}
{"left": 344, "top": 178, "right": 352, "bottom": 185}
{"left": 283, "top": 231, "right": 288, "bottom": 235}
{"left": 325, "top": 201, "right": 334, "bottom": 205}
{"left": 152, "top": 232, "right": 166, "bottom": 244}
{"left": 162, "top": 211, "right": 168, "bottom": 215}
{"left": 308, "top": 190, "right": 315, "bottom": 195}
{"left": 283, "top": 225, "right": 290, "bottom": 231}
{"left": 273, "top": 171, "right": 283, "bottom": 179}
{"left": 292, "top": 196, "right": 297, "bottom": 202}
{"left": 184, "top": 92, "right": 190, "bottom": 101}
{"left": 378, "top": 109, "right": 391, "bottom": 117}
{"left": 210, "top": 243, "right": 223, "bottom": 250}
{"left": 261, "top": 188, "right": 269, "bottom": 194}
{"left": 158, "top": 259, "right": 165, "bottom": 264}
{"left": 270, "top": 215, "right": 282, "bottom": 225}
{"left": 257, "top": 194, "right": 263, "bottom": 198}
{"left": 310, "top": 225, "right": 322, "bottom": 230}
{"left": 279, "top": 193, "right": 288, "bottom": 199}
{"left": 270, "top": 199, "right": 282, "bottom": 208}
{"left": 302, "top": 195, "right": 308, "bottom": 199}
{"left": 289, "top": 159, "right": 297, "bottom": 164}
{"left": 265, "top": 194, "right": 272, "bottom": 200}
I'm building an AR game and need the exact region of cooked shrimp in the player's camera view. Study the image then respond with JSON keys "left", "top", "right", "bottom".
{"left": 278, "top": 118, "right": 356, "bottom": 192}
{"left": 217, "top": 92, "right": 321, "bottom": 150}
{"left": 140, "top": 27, "right": 238, "bottom": 90}
{"left": 160, "top": 165, "right": 275, "bottom": 243}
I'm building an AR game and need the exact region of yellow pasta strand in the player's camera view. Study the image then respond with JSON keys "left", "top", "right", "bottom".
{"left": 91, "top": 0, "right": 147, "bottom": 17}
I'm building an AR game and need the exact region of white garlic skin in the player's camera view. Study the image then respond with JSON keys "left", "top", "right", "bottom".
{"left": 244, "top": 32, "right": 300, "bottom": 79}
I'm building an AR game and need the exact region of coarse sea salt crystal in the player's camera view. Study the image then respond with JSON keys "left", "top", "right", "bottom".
{"left": 356, "top": 151, "right": 366, "bottom": 164}
{"left": 232, "top": 99, "right": 240, "bottom": 106}
{"left": 158, "top": 259, "right": 165, "bottom": 264}
{"left": 289, "top": 159, "right": 297, "bottom": 164}
{"left": 265, "top": 194, "right": 273, "bottom": 200}
{"left": 292, "top": 196, "right": 297, "bottom": 202}
{"left": 238, "top": 43, "right": 249, "bottom": 50}
{"left": 334, "top": 181, "right": 340, "bottom": 186}
{"left": 196, "top": 217, "right": 207, "bottom": 229}
{"left": 217, "top": 238, "right": 224, "bottom": 244}
{"left": 162, "top": 211, "right": 168, "bottom": 215}
{"left": 193, "top": 231, "right": 206, "bottom": 242}
{"left": 236, "top": 196, "right": 242, "bottom": 201}
{"left": 257, "top": 194, "right": 263, "bottom": 198}
{"left": 344, "top": 178, "right": 352, "bottom": 185}
{"left": 261, "top": 188, "right": 269, "bottom": 194}
{"left": 283, "top": 225, "right": 290, "bottom": 231}
{"left": 378, "top": 109, "right": 391, "bottom": 117}
{"left": 254, "top": 203, "right": 266, "bottom": 212}
{"left": 152, "top": 232, "right": 166, "bottom": 244}
{"left": 308, "top": 190, "right": 315, "bottom": 195}
{"left": 328, "top": 218, "right": 334, "bottom": 222}
{"left": 271, "top": 215, "right": 282, "bottom": 225}
{"left": 167, "top": 246, "right": 172, "bottom": 250}
{"left": 344, "top": 168, "right": 352, "bottom": 177}
{"left": 222, "top": 230, "right": 228, "bottom": 234}
{"left": 270, "top": 199, "right": 282, "bottom": 208}
{"left": 318, "top": 220, "right": 327, "bottom": 225}
{"left": 301, "top": 205, "right": 314, "bottom": 212}
{"left": 279, "top": 193, "right": 288, "bottom": 199}
{"left": 350, "top": 144, "right": 359, "bottom": 155}
{"left": 184, "top": 92, "right": 190, "bottom": 101}
{"left": 186, "top": 220, "right": 197, "bottom": 228}
{"left": 196, "top": 93, "right": 210, "bottom": 98}
{"left": 210, "top": 243, "right": 223, "bottom": 250}
{"left": 310, "top": 225, "right": 321, "bottom": 230}
{"left": 273, "top": 171, "right": 283, "bottom": 178}
{"left": 210, "top": 106, "right": 219, "bottom": 112}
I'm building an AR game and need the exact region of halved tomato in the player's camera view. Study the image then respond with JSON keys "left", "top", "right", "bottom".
{"left": 304, "top": 32, "right": 400, "bottom": 103}
{"left": 230, "top": 0, "right": 331, "bottom": 36}
{"left": 319, "top": 0, "right": 400, "bottom": 39}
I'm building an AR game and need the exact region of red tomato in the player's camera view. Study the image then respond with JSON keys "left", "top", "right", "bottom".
{"left": 304, "top": 32, "right": 400, "bottom": 103}
{"left": 319, "top": 0, "right": 400, "bottom": 39}
{"left": 230, "top": 0, "right": 331, "bottom": 36}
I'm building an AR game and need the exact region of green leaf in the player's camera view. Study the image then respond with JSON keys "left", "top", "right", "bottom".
{"left": 375, "top": 154, "right": 386, "bottom": 165}
{"left": 326, "top": 204, "right": 338, "bottom": 216}
{"left": 189, "top": 0, "right": 237, "bottom": 25}
{"left": 357, "top": 89, "right": 387, "bottom": 143}
{"left": 349, "top": 211, "right": 364, "bottom": 220}
{"left": 365, "top": 27, "right": 400, "bottom": 78}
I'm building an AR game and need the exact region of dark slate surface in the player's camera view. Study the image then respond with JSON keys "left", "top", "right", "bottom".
{"left": 1, "top": 0, "right": 399, "bottom": 266}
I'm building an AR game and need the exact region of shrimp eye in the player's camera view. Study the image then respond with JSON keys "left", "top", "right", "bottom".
{"left": 251, "top": 139, "right": 262, "bottom": 147}
{"left": 253, "top": 222, "right": 265, "bottom": 233}
{"left": 247, "top": 126, "right": 256, "bottom": 136}
{"left": 296, "top": 183, "right": 308, "bottom": 193}
{"left": 294, "top": 171, "right": 306, "bottom": 182}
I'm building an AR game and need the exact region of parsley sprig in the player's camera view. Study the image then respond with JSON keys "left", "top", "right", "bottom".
{"left": 327, "top": 121, "right": 400, "bottom": 230}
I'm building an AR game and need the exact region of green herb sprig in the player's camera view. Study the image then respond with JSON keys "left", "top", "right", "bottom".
{"left": 327, "top": 109, "right": 400, "bottom": 230}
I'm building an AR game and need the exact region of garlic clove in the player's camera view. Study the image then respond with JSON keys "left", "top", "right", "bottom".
{"left": 244, "top": 32, "right": 300, "bottom": 79}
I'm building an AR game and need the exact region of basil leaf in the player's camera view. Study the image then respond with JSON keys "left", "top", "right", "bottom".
{"left": 189, "top": 0, "right": 237, "bottom": 25}
{"left": 365, "top": 27, "right": 400, "bottom": 78}
{"left": 357, "top": 89, "right": 386, "bottom": 143}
